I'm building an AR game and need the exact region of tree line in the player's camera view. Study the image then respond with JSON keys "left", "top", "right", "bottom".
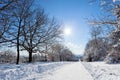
{"left": 0, "top": 0, "right": 76, "bottom": 64}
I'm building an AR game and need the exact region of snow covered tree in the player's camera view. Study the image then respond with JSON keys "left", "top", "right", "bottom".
{"left": 87, "top": 0, "right": 120, "bottom": 63}
{"left": 83, "top": 26, "right": 109, "bottom": 62}
{"left": 83, "top": 38, "right": 109, "bottom": 62}
{"left": 105, "top": 5, "right": 120, "bottom": 63}
{"left": 61, "top": 48, "right": 75, "bottom": 61}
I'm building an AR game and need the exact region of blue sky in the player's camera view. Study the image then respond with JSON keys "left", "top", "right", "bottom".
{"left": 35, "top": 0, "right": 102, "bottom": 55}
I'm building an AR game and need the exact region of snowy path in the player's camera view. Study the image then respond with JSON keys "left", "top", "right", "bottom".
{"left": 40, "top": 62, "right": 93, "bottom": 80}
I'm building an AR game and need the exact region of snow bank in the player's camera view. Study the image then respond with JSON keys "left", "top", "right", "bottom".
{"left": 82, "top": 62, "right": 120, "bottom": 80}
{"left": 0, "top": 62, "right": 68, "bottom": 80}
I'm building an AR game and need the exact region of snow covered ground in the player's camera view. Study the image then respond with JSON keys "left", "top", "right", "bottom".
{"left": 2, "top": 61, "right": 119, "bottom": 80}
{"left": 0, "top": 62, "right": 69, "bottom": 80}
{"left": 39, "top": 62, "right": 93, "bottom": 80}
{"left": 0, "top": 62, "right": 93, "bottom": 80}
{"left": 82, "top": 62, "right": 120, "bottom": 80}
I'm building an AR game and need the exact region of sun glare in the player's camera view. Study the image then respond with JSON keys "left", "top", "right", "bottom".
{"left": 64, "top": 27, "right": 71, "bottom": 35}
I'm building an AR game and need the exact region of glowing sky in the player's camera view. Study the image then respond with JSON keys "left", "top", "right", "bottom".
{"left": 35, "top": 0, "right": 102, "bottom": 55}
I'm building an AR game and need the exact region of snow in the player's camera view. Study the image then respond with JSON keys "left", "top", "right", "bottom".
{"left": 0, "top": 62, "right": 93, "bottom": 80}
{"left": 82, "top": 62, "right": 120, "bottom": 80}
{"left": 2, "top": 61, "right": 120, "bottom": 80}
{"left": 0, "top": 62, "right": 68, "bottom": 80}
{"left": 39, "top": 62, "right": 93, "bottom": 80}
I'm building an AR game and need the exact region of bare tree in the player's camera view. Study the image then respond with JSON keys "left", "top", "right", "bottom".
{"left": 7, "top": 0, "right": 33, "bottom": 64}
{"left": 0, "top": 0, "right": 62, "bottom": 64}
{"left": 20, "top": 9, "right": 62, "bottom": 62}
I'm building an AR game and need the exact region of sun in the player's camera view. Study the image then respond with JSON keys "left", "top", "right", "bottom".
{"left": 64, "top": 27, "right": 71, "bottom": 35}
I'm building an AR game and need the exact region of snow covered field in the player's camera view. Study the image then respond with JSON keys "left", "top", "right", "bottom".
{"left": 82, "top": 62, "right": 120, "bottom": 80}
{"left": 0, "top": 62, "right": 69, "bottom": 80}
{"left": 3, "top": 61, "right": 120, "bottom": 80}
{"left": 1, "top": 61, "right": 120, "bottom": 80}
{"left": 0, "top": 62, "right": 93, "bottom": 80}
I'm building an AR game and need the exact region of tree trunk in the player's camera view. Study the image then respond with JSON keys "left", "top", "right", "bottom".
{"left": 16, "top": 26, "right": 20, "bottom": 64}
{"left": 16, "top": 44, "right": 20, "bottom": 64}
{"left": 45, "top": 54, "right": 47, "bottom": 61}
{"left": 59, "top": 54, "right": 62, "bottom": 61}
{"left": 29, "top": 49, "right": 32, "bottom": 62}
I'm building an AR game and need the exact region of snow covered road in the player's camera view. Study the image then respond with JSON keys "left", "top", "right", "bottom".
{"left": 40, "top": 62, "right": 93, "bottom": 80}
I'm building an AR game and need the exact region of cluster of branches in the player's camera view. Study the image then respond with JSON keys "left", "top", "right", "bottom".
{"left": 0, "top": 0, "right": 62, "bottom": 64}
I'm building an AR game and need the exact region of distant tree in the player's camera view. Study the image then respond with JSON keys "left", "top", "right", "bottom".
{"left": 49, "top": 43, "right": 75, "bottom": 61}
{"left": 0, "top": 50, "right": 16, "bottom": 63}
{"left": 50, "top": 43, "right": 64, "bottom": 61}
{"left": 61, "top": 48, "right": 75, "bottom": 61}
{"left": 33, "top": 54, "right": 41, "bottom": 62}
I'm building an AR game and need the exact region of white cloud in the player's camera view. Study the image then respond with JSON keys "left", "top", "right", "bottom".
{"left": 65, "top": 42, "right": 84, "bottom": 55}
